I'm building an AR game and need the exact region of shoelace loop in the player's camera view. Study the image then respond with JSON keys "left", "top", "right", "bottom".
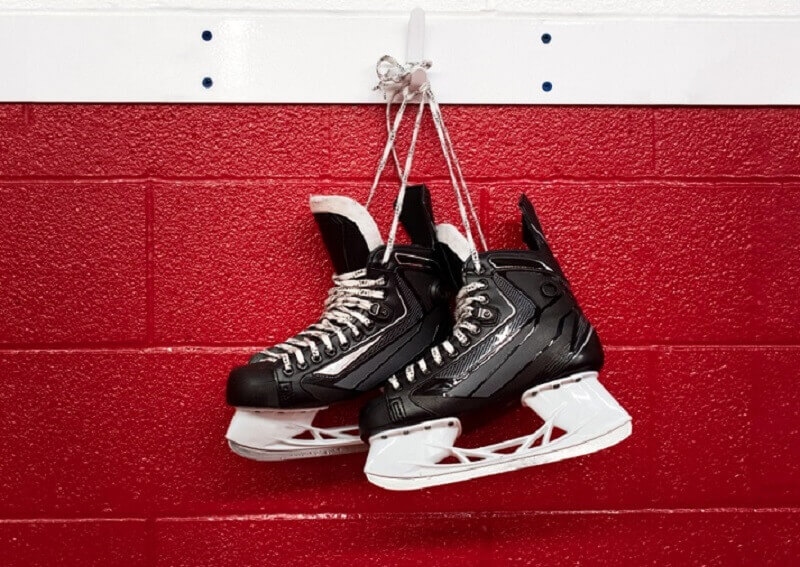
{"left": 374, "top": 55, "right": 432, "bottom": 95}
{"left": 259, "top": 268, "right": 386, "bottom": 373}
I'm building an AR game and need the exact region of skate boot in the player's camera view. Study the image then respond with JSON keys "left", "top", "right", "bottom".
{"left": 359, "top": 194, "right": 632, "bottom": 490}
{"left": 226, "top": 185, "right": 461, "bottom": 461}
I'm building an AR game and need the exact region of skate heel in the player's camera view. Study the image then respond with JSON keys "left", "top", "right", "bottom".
{"left": 364, "top": 371, "right": 631, "bottom": 491}
{"left": 365, "top": 419, "right": 462, "bottom": 482}
{"left": 521, "top": 371, "right": 632, "bottom": 464}
{"left": 226, "top": 408, "right": 364, "bottom": 462}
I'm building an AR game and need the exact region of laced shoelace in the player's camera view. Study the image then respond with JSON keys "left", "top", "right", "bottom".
{"left": 261, "top": 57, "right": 489, "bottom": 376}
{"left": 388, "top": 279, "right": 493, "bottom": 390}
{"left": 255, "top": 59, "right": 423, "bottom": 373}
{"left": 258, "top": 269, "right": 386, "bottom": 373}
{"left": 369, "top": 55, "right": 495, "bottom": 392}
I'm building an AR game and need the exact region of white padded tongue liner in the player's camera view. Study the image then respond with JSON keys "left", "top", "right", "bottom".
{"left": 435, "top": 223, "right": 471, "bottom": 261}
{"left": 309, "top": 195, "right": 384, "bottom": 251}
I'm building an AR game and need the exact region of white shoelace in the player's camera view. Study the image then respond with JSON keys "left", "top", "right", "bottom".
{"left": 370, "top": 56, "right": 487, "bottom": 273}
{"left": 258, "top": 269, "right": 386, "bottom": 373}
{"left": 366, "top": 55, "right": 492, "bottom": 390}
{"left": 388, "top": 280, "right": 491, "bottom": 390}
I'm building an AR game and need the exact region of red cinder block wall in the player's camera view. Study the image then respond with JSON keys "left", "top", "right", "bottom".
{"left": 1, "top": 104, "right": 799, "bottom": 566}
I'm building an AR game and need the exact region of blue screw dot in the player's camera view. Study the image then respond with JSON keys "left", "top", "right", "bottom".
{"left": 541, "top": 33, "right": 551, "bottom": 44}
{"left": 202, "top": 77, "right": 213, "bottom": 88}
{"left": 202, "top": 30, "right": 213, "bottom": 41}
{"left": 542, "top": 81, "right": 552, "bottom": 92}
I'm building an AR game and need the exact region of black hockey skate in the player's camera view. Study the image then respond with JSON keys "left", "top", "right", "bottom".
{"left": 226, "top": 185, "right": 463, "bottom": 461}
{"left": 359, "top": 195, "right": 632, "bottom": 490}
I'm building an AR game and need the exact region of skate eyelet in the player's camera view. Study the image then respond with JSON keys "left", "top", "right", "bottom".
{"left": 311, "top": 354, "right": 322, "bottom": 363}
{"left": 340, "top": 342, "right": 351, "bottom": 351}
{"left": 478, "top": 278, "right": 490, "bottom": 289}
{"left": 296, "top": 361, "right": 308, "bottom": 370}
{"left": 479, "top": 294, "right": 490, "bottom": 304}
{"left": 324, "top": 346, "right": 336, "bottom": 357}
{"left": 283, "top": 366, "right": 294, "bottom": 376}
{"left": 369, "top": 304, "right": 381, "bottom": 316}
{"left": 467, "top": 326, "right": 481, "bottom": 336}
{"left": 540, "top": 282, "right": 560, "bottom": 298}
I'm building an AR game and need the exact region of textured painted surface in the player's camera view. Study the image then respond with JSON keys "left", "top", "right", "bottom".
{"left": 655, "top": 108, "right": 800, "bottom": 176}
{"left": 1, "top": 103, "right": 799, "bottom": 565}
{"left": 0, "top": 521, "right": 150, "bottom": 567}
{"left": 0, "top": 181, "right": 147, "bottom": 345}
{"left": 154, "top": 512, "right": 800, "bottom": 567}
{"left": 332, "top": 106, "right": 654, "bottom": 179}
{"left": 0, "top": 105, "right": 328, "bottom": 178}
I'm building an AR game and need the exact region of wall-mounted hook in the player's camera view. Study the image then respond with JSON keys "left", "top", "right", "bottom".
{"left": 407, "top": 7, "right": 425, "bottom": 62}
{"left": 406, "top": 7, "right": 428, "bottom": 94}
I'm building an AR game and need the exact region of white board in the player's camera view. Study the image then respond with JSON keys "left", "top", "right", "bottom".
{"left": 1, "top": 12, "right": 799, "bottom": 104}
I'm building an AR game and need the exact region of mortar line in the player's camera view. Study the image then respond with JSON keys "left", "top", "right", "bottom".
{"left": 1, "top": 508, "right": 797, "bottom": 524}
{"left": 145, "top": 182, "right": 155, "bottom": 346}
{"left": 1, "top": 175, "right": 799, "bottom": 184}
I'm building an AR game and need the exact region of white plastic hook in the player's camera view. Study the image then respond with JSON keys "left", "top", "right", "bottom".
{"left": 406, "top": 7, "right": 428, "bottom": 94}
{"left": 406, "top": 7, "right": 425, "bottom": 63}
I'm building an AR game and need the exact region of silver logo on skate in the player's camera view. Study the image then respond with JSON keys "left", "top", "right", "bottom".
{"left": 315, "top": 335, "right": 382, "bottom": 376}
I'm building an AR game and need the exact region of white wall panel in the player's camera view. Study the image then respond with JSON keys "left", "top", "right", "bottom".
{"left": 2, "top": 5, "right": 799, "bottom": 103}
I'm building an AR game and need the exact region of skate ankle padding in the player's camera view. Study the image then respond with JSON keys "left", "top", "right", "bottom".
{"left": 310, "top": 195, "right": 383, "bottom": 274}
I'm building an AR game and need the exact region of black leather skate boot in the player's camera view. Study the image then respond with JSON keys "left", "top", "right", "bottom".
{"left": 226, "top": 185, "right": 461, "bottom": 461}
{"left": 360, "top": 194, "right": 631, "bottom": 490}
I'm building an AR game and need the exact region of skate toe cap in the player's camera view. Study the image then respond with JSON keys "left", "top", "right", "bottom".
{"left": 226, "top": 362, "right": 280, "bottom": 408}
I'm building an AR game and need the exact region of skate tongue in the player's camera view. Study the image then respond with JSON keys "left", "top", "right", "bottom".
{"left": 518, "top": 194, "right": 566, "bottom": 278}
{"left": 519, "top": 194, "right": 547, "bottom": 252}
{"left": 310, "top": 195, "right": 383, "bottom": 274}
{"left": 397, "top": 184, "right": 437, "bottom": 249}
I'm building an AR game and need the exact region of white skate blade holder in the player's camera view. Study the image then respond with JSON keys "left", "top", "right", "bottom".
{"left": 227, "top": 407, "right": 365, "bottom": 461}
{"left": 364, "top": 372, "right": 632, "bottom": 490}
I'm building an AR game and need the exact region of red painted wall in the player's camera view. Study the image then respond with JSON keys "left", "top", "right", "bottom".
{"left": 1, "top": 104, "right": 798, "bottom": 566}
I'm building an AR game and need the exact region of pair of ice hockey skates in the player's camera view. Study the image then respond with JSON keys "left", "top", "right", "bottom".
{"left": 225, "top": 184, "right": 632, "bottom": 491}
